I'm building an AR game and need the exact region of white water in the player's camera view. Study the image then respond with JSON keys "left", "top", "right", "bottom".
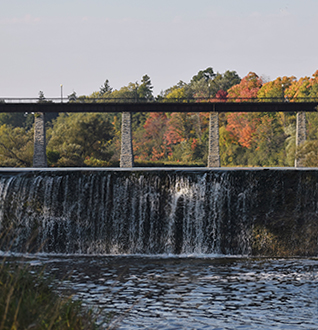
{"left": 0, "top": 170, "right": 256, "bottom": 255}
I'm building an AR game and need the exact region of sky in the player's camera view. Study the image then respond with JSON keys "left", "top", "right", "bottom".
{"left": 1, "top": 0, "right": 318, "bottom": 98}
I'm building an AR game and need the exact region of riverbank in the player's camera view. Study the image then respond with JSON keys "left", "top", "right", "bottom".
{"left": 0, "top": 260, "right": 97, "bottom": 329}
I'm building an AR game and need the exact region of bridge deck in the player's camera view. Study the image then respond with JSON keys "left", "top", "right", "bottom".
{"left": 0, "top": 102, "right": 317, "bottom": 113}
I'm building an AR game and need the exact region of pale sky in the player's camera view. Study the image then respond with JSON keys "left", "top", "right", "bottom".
{"left": 1, "top": 0, "right": 318, "bottom": 98}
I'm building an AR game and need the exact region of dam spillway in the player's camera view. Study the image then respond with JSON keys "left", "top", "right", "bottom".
{"left": 0, "top": 168, "right": 317, "bottom": 256}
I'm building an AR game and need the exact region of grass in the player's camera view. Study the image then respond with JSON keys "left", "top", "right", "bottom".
{"left": 0, "top": 259, "right": 97, "bottom": 330}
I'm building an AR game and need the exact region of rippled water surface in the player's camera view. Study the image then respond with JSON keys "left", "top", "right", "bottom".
{"left": 6, "top": 255, "right": 318, "bottom": 329}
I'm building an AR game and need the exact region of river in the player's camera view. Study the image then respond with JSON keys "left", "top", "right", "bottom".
{"left": 8, "top": 254, "right": 318, "bottom": 329}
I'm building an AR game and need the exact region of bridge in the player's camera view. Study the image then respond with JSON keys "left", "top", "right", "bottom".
{"left": 0, "top": 99, "right": 317, "bottom": 168}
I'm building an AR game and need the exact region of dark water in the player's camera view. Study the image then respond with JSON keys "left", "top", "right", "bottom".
{"left": 7, "top": 254, "right": 318, "bottom": 329}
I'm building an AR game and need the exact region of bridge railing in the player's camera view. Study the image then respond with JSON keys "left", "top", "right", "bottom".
{"left": 1, "top": 97, "right": 318, "bottom": 103}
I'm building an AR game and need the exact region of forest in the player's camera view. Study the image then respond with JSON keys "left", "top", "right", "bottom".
{"left": 1, "top": 67, "right": 318, "bottom": 167}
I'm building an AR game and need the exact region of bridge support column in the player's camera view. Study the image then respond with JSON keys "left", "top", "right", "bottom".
{"left": 120, "top": 112, "right": 134, "bottom": 167}
{"left": 295, "top": 111, "right": 306, "bottom": 167}
{"left": 33, "top": 112, "right": 47, "bottom": 168}
{"left": 207, "top": 112, "right": 220, "bottom": 167}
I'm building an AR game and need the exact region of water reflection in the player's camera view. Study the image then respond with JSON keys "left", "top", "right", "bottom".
{"left": 5, "top": 255, "right": 318, "bottom": 329}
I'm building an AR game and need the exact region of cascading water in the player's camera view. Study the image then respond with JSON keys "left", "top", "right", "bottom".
{"left": 0, "top": 168, "right": 318, "bottom": 256}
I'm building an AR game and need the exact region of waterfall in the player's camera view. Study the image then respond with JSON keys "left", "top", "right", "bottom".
{"left": 0, "top": 169, "right": 317, "bottom": 256}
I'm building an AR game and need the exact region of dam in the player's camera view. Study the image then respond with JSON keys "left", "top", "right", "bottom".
{"left": 1, "top": 167, "right": 317, "bottom": 257}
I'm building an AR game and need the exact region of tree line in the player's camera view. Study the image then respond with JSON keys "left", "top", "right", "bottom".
{"left": 1, "top": 68, "right": 318, "bottom": 167}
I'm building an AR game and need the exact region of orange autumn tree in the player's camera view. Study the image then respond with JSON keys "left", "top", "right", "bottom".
{"left": 164, "top": 113, "right": 192, "bottom": 160}
{"left": 163, "top": 111, "right": 208, "bottom": 163}
{"left": 225, "top": 72, "right": 263, "bottom": 149}
{"left": 221, "top": 72, "right": 286, "bottom": 166}
{"left": 226, "top": 112, "right": 260, "bottom": 148}
{"left": 134, "top": 112, "right": 168, "bottom": 161}
{"left": 227, "top": 72, "right": 262, "bottom": 102}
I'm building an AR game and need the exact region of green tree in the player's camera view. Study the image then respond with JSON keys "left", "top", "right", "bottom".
{"left": 191, "top": 67, "right": 215, "bottom": 83}
{"left": 99, "top": 79, "right": 112, "bottom": 96}
{"left": 138, "top": 74, "right": 154, "bottom": 101}
{"left": 0, "top": 125, "right": 33, "bottom": 166}
{"left": 191, "top": 78, "right": 210, "bottom": 99}
{"left": 0, "top": 113, "right": 32, "bottom": 129}
{"left": 297, "top": 140, "right": 318, "bottom": 167}
{"left": 163, "top": 81, "right": 189, "bottom": 101}
{"left": 47, "top": 113, "right": 114, "bottom": 167}
{"left": 208, "top": 70, "right": 241, "bottom": 97}
{"left": 108, "top": 82, "right": 139, "bottom": 102}
{"left": 38, "top": 90, "right": 46, "bottom": 102}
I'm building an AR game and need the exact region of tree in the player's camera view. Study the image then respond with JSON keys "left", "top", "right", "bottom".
{"left": 37, "top": 91, "right": 47, "bottom": 103}
{"left": 106, "top": 82, "right": 139, "bottom": 102}
{"left": 209, "top": 70, "right": 241, "bottom": 97}
{"left": 191, "top": 67, "right": 215, "bottom": 83}
{"left": 99, "top": 79, "right": 112, "bottom": 96}
{"left": 296, "top": 140, "right": 318, "bottom": 166}
{"left": 308, "top": 70, "right": 318, "bottom": 100}
{"left": 47, "top": 113, "right": 114, "bottom": 166}
{"left": 163, "top": 112, "right": 203, "bottom": 162}
{"left": 215, "top": 90, "right": 228, "bottom": 101}
{"left": 285, "top": 77, "right": 311, "bottom": 101}
{"left": 190, "top": 70, "right": 240, "bottom": 101}
{"left": 191, "top": 78, "right": 210, "bottom": 100}
{"left": 257, "top": 76, "right": 297, "bottom": 154}
{"left": 251, "top": 115, "right": 286, "bottom": 166}
{"left": 228, "top": 72, "right": 262, "bottom": 101}
{"left": 134, "top": 112, "right": 168, "bottom": 161}
{"left": 137, "top": 75, "right": 154, "bottom": 101}
{"left": 0, "top": 113, "right": 32, "bottom": 129}
{"left": 226, "top": 112, "right": 259, "bottom": 148}
{"left": 163, "top": 82, "right": 189, "bottom": 102}
{"left": 258, "top": 76, "right": 296, "bottom": 102}
{"left": 98, "top": 75, "right": 153, "bottom": 102}
{"left": 0, "top": 125, "right": 33, "bottom": 166}
{"left": 286, "top": 71, "right": 318, "bottom": 162}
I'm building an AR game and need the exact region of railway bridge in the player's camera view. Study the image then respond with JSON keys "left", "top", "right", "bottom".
{"left": 0, "top": 100, "right": 317, "bottom": 168}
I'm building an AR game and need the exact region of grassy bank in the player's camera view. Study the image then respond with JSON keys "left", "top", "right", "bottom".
{"left": 0, "top": 260, "right": 96, "bottom": 330}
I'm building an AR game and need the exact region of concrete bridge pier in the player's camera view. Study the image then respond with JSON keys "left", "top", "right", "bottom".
{"left": 33, "top": 112, "right": 47, "bottom": 167}
{"left": 295, "top": 111, "right": 306, "bottom": 167}
{"left": 207, "top": 112, "right": 220, "bottom": 167}
{"left": 120, "top": 112, "right": 134, "bottom": 167}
